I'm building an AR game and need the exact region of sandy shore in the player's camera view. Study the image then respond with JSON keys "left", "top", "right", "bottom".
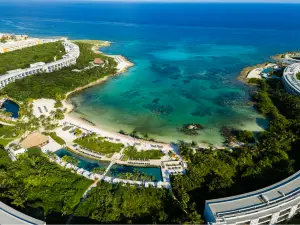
{"left": 237, "top": 62, "right": 270, "bottom": 83}
{"left": 63, "top": 114, "right": 176, "bottom": 152}
{"left": 63, "top": 40, "right": 134, "bottom": 112}
{"left": 59, "top": 40, "right": 180, "bottom": 151}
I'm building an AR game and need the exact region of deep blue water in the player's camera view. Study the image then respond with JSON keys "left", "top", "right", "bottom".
{"left": 1, "top": 2, "right": 300, "bottom": 144}
{"left": 1, "top": 100, "right": 19, "bottom": 118}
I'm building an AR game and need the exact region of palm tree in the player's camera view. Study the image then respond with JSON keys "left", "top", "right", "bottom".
{"left": 74, "top": 128, "right": 83, "bottom": 137}
{"left": 143, "top": 133, "right": 149, "bottom": 140}
{"left": 149, "top": 174, "right": 155, "bottom": 182}
{"left": 47, "top": 151, "right": 57, "bottom": 161}
{"left": 130, "top": 129, "right": 138, "bottom": 138}
{"left": 89, "top": 132, "right": 98, "bottom": 140}
{"left": 125, "top": 172, "right": 132, "bottom": 180}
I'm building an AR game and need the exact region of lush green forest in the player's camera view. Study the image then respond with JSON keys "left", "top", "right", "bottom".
{"left": 1, "top": 42, "right": 117, "bottom": 101}
{"left": 74, "top": 135, "right": 124, "bottom": 155}
{"left": 0, "top": 41, "right": 65, "bottom": 75}
{"left": 123, "top": 146, "right": 164, "bottom": 160}
{"left": 171, "top": 79, "right": 300, "bottom": 218}
{"left": 72, "top": 181, "right": 197, "bottom": 224}
{"left": 0, "top": 147, "right": 202, "bottom": 224}
{"left": 0, "top": 148, "right": 93, "bottom": 220}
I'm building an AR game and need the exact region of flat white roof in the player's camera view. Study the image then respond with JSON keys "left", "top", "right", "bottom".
{"left": 0, "top": 201, "right": 45, "bottom": 225}
{"left": 206, "top": 171, "right": 300, "bottom": 219}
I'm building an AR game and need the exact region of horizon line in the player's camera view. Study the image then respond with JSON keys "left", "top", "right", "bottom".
{"left": 3, "top": 0, "right": 300, "bottom": 3}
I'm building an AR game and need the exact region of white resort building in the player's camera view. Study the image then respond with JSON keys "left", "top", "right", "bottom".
{"left": 0, "top": 38, "right": 53, "bottom": 53}
{"left": 204, "top": 171, "right": 300, "bottom": 225}
{"left": 0, "top": 40, "right": 80, "bottom": 89}
{"left": 282, "top": 63, "right": 300, "bottom": 96}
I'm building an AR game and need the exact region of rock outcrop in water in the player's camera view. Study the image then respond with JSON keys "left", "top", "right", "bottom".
{"left": 179, "top": 123, "right": 204, "bottom": 136}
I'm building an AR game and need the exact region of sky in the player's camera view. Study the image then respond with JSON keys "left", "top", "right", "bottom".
{"left": 4, "top": 0, "right": 300, "bottom": 2}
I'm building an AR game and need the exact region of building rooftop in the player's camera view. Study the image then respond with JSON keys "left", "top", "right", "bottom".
{"left": 94, "top": 58, "right": 104, "bottom": 65}
{"left": 0, "top": 201, "right": 45, "bottom": 225}
{"left": 283, "top": 63, "right": 300, "bottom": 94}
{"left": 207, "top": 171, "right": 300, "bottom": 221}
{"left": 21, "top": 132, "right": 49, "bottom": 149}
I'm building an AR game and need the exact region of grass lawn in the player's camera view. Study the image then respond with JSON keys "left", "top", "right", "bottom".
{"left": 123, "top": 146, "right": 164, "bottom": 160}
{"left": 0, "top": 138, "right": 13, "bottom": 146}
{"left": 74, "top": 136, "right": 124, "bottom": 155}
{"left": 49, "top": 132, "right": 66, "bottom": 145}
{"left": 0, "top": 125, "right": 16, "bottom": 138}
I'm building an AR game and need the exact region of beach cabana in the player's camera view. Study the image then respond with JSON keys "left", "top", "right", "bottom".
{"left": 157, "top": 182, "right": 162, "bottom": 188}
{"left": 77, "top": 168, "right": 84, "bottom": 174}
{"left": 82, "top": 171, "right": 90, "bottom": 177}
{"left": 65, "top": 163, "right": 72, "bottom": 169}
{"left": 113, "top": 178, "right": 120, "bottom": 184}
{"left": 21, "top": 132, "right": 49, "bottom": 149}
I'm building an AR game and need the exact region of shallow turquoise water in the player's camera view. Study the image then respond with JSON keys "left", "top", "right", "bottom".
{"left": 55, "top": 148, "right": 110, "bottom": 172}
{"left": 55, "top": 148, "right": 162, "bottom": 181}
{"left": 70, "top": 39, "right": 269, "bottom": 144}
{"left": 1, "top": 2, "right": 300, "bottom": 144}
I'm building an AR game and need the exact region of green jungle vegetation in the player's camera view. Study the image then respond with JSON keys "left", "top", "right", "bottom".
{"left": 74, "top": 134, "right": 124, "bottom": 155}
{"left": 0, "top": 41, "right": 65, "bottom": 75}
{"left": 1, "top": 42, "right": 117, "bottom": 101}
{"left": 171, "top": 79, "right": 300, "bottom": 219}
{"left": 0, "top": 125, "right": 16, "bottom": 138}
{"left": 0, "top": 138, "right": 13, "bottom": 146}
{"left": 0, "top": 148, "right": 201, "bottom": 224}
{"left": 0, "top": 147, "right": 93, "bottom": 221}
{"left": 72, "top": 181, "right": 199, "bottom": 224}
{"left": 123, "top": 146, "right": 164, "bottom": 160}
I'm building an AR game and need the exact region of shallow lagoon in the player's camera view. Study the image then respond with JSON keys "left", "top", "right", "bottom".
{"left": 2, "top": 2, "right": 300, "bottom": 144}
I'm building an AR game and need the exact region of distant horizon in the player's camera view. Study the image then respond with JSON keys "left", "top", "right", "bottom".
{"left": 2, "top": 0, "right": 300, "bottom": 3}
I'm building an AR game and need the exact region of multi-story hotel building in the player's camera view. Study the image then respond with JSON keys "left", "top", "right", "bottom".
{"left": 0, "top": 38, "right": 40, "bottom": 53}
{"left": 0, "top": 40, "right": 80, "bottom": 89}
{"left": 0, "top": 201, "right": 45, "bottom": 225}
{"left": 204, "top": 171, "right": 300, "bottom": 225}
{"left": 282, "top": 63, "right": 300, "bottom": 96}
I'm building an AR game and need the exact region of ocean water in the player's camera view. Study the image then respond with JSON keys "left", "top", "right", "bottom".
{"left": 1, "top": 2, "right": 300, "bottom": 144}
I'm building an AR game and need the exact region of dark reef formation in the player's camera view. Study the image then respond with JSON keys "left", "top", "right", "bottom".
{"left": 179, "top": 123, "right": 204, "bottom": 136}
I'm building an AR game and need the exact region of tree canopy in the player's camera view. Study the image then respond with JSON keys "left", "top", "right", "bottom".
{"left": 1, "top": 42, "right": 117, "bottom": 101}
{"left": 0, "top": 41, "right": 65, "bottom": 75}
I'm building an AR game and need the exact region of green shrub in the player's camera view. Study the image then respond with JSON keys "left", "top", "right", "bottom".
{"left": 236, "top": 130, "right": 255, "bottom": 143}
{"left": 123, "top": 146, "right": 164, "bottom": 160}
{"left": 74, "top": 136, "right": 123, "bottom": 155}
{"left": 49, "top": 132, "right": 66, "bottom": 145}
{"left": 27, "top": 147, "right": 42, "bottom": 156}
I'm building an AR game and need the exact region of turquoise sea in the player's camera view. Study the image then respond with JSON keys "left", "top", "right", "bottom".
{"left": 1, "top": 2, "right": 300, "bottom": 144}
